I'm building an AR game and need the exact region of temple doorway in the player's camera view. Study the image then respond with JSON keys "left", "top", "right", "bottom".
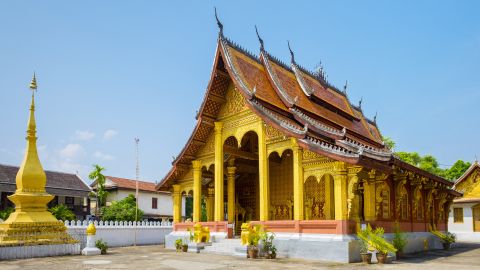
{"left": 473, "top": 204, "right": 480, "bottom": 232}
{"left": 223, "top": 131, "right": 259, "bottom": 235}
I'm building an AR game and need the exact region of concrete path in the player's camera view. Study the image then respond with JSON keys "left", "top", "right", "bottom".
{"left": 1, "top": 243, "right": 480, "bottom": 270}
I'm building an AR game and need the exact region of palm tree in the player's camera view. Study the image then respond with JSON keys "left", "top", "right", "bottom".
{"left": 89, "top": 164, "right": 108, "bottom": 215}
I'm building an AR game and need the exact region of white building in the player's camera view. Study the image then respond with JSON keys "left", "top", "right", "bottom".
{"left": 91, "top": 176, "right": 185, "bottom": 221}
{"left": 448, "top": 161, "right": 480, "bottom": 241}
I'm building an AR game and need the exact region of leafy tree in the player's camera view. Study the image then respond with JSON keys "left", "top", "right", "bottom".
{"left": 443, "top": 160, "right": 471, "bottom": 181}
{"left": 89, "top": 164, "right": 108, "bottom": 214}
{"left": 0, "top": 207, "right": 14, "bottom": 221}
{"left": 49, "top": 204, "right": 76, "bottom": 221}
{"left": 101, "top": 194, "right": 143, "bottom": 221}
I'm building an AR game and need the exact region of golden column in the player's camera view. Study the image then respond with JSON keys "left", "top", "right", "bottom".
{"left": 324, "top": 176, "right": 334, "bottom": 219}
{"left": 363, "top": 170, "right": 377, "bottom": 221}
{"left": 292, "top": 139, "right": 304, "bottom": 220}
{"left": 214, "top": 122, "right": 224, "bottom": 221}
{"left": 227, "top": 159, "right": 236, "bottom": 223}
{"left": 258, "top": 122, "right": 269, "bottom": 221}
{"left": 192, "top": 160, "right": 202, "bottom": 222}
{"left": 206, "top": 184, "right": 215, "bottom": 221}
{"left": 0, "top": 74, "right": 76, "bottom": 246}
{"left": 172, "top": 184, "right": 182, "bottom": 223}
{"left": 333, "top": 162, "right": 348, "bottom": 220}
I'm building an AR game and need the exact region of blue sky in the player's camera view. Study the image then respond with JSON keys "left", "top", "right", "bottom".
{"left": 0, "top": 1, "right": 479, "bottom": 183}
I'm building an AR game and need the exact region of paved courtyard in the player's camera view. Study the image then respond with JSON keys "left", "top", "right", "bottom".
{"left": 1, "top": 243, "right": 480, "bottom": 270}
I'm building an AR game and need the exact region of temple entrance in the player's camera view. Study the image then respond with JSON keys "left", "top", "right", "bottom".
{"left": 223, "top": 131, "right": 259, "bottom": 235}
{"left": 268, "top": 150, "right": 293, "bottom": 220}
{"left": 473, "top": 204, "right": 480, "bottom": 232}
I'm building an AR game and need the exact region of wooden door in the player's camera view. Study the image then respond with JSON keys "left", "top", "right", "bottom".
{"left": 473, "top": 204, "right": 480, "bottom": 232}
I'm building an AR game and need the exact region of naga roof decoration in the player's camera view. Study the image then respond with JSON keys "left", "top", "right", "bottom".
{"left": 157, "top": 14, "right": 456, "bottom": 191}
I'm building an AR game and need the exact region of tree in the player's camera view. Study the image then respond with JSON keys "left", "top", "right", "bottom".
{"left": 443, "top": 160, "right": 471, "bottom": 181}
{"left": 101, "top": 194, "right": 143, "bottom": 221}
{"left": 49, "top": 204, "right": 76, "bottom": 221}
{"left": 0, "top": 207, "right": 14, "bottom": 221}
{"left": 89, "top": 164, "right": 108, "bottom": 214}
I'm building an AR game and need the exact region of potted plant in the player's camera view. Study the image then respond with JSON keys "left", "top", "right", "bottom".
{"left": 369, "top": 226, "right": 397, "bottom": 264}
{"left": 261, "top": 232, "right": 277, "bottom": 259}
{"left": 357, "top": 225, "right": 372, "bottom": 264}
{"left": 175, "top": 239, "right": 183, "bottom": 252}
{"left": 247, "top": 224, "right": 263, "bottom": 259}
{"left": 95, "top": 239, "right": 108, "bottom": 255}
{"left": 392, "top": 224, "right": 408, "bottom": 259}
{"left": 431, "top": 230, "right": 456, "bottom": 250}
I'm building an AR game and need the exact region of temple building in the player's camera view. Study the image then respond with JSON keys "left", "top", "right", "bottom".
{"left": 448, "top": 160, "right": 480, "bottom": 241}
{"left": 157, "top": 16, "right": 459, "bottom": 262}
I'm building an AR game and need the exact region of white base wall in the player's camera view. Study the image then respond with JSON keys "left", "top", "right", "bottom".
{"left": 453, "top": 232, "right": 480, "bottom": 242}
{"left": 65, "top": 221, "right": 173, "bottom": 248}
{"left": 0, "top": 244, "right": 80, "bottom": 260}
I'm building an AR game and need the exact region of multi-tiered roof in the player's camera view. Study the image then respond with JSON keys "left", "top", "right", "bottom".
{"left": 157, "top": 13, "right": 454, "bottom": 190}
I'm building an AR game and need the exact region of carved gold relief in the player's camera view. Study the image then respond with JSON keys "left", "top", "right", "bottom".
{"left": 217, "top": 86, "right": 247, "bottom": 118}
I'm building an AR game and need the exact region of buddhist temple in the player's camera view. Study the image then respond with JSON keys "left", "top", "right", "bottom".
{"left": 157, "top": 13, "right": 460, "bottom": 262}
{"left": 448, "top": 160, "right": 480, "bottom": 241}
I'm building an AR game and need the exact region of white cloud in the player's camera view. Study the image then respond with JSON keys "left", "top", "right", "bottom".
{"left": 93, "top": 151, "right": 115, "bottom": 161}
{"left": 103, "top": 129, "right": 118, "bottom": 140}
{"left": 74, "top": 130, "right": 95, "bottom": 141}
{"left": 59, "top": 144, "right": 86, "bottom": 159}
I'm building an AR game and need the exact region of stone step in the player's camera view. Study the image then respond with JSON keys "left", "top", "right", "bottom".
{"left": 202, "top": 239, "right": 246, "bottom": 257}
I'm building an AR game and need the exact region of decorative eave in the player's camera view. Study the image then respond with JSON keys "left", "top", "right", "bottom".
{"left": 260, "top": 50, "right": 297, "bottom": 107}
{"left": 289, "top": 107, "right": 345, "bottom": 139}
{"left": 392, "top": 157, "right": 455, "bottom": 187}
{"left": 298, "top": 136, "right": 360, "bottom": 163}
{"left": 337, "top": 137, "right": 392, "bottom": 162}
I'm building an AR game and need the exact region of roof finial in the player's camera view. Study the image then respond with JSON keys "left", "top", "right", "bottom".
{"left": 214, "top": 7, "right": 223, "bottom": 36}
{"left": 287, "top": 40, "right": 295, "bottom": 63}
{"left": 255, "top": 25, "right": 264, "bottom": 49}
{"left": 29, "top": 72, "right": 37, "bottom": 91}
{"left": 343, "top": 80, "right": 348, "bottom": 93}
{"left": 374, "top": 111, "right": 378, "bottom": 123}
{"left": 475, "top": 154, "right": 478, "bottom": 163}
{"left": 358, "top": 97, "right": 363, "bottom": 109}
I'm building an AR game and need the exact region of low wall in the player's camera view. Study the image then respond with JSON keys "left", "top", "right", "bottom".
{"left": 65, "top": 220, "right": 173, "bottom": 249}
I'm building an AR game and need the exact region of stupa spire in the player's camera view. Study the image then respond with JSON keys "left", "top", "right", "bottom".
{"left": 15, "top": 73, "right": 47, "bottom": 193}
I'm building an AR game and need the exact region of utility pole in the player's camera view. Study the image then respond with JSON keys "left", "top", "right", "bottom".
{"left": 134, "top": 137, "right": 140, "bottom": 247}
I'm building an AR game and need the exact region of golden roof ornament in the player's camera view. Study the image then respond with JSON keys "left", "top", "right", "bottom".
{"left": 29, "top": 72, "right": 37, "bottom": 91}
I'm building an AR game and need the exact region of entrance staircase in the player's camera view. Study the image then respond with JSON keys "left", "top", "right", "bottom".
{"left": 203, "top": 238, "right": 246, "bottom": 257}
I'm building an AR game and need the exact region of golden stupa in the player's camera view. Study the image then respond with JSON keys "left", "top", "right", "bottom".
{"left": 0, "top": 74, "right": 77, "bottom": 246}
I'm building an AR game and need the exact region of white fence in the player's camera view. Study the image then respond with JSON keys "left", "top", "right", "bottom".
{"left": 65, "top": 220, "right": 173, "bottom": 249}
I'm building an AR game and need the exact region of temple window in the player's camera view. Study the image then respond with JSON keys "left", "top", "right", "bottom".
{"left": 152, "top": 197, "right": 158, "bottom": 209}
{"left": 453, "top": 208, "right": 464, "bottom": 223}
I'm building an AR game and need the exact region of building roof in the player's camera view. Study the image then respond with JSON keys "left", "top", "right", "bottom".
{"left": 98, "top": 176, "right": 169, "bottom": 194}
{"left": 156, "top": 22, "right": 456, "bottom": 192}
{"left": 0, "top": 164, "right": 91, "bottom": 197}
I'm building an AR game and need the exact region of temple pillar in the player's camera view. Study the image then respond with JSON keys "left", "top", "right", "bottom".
{"left": 258, "top": 122, "right": 269, "bottom": 221}
{"left": 324, "top": 176, "right": 334, "bottom": 219}
{"left": 347, "top": 167, "right": 362, "bottom": 222}
{"left": 206, "top": 184, "right": 214, "bottom": 221}
{"left": 292, "top": 140, "right": 304, "bottom": 220}
{"left": 214, "top": 122, "right": 224, "bottom": 221}
{"left": 192, "top": 160, "right": 202, "bottom": 222}
{"left": 227, "top": 159, "right": 236, "bottom": 223}
{"left": 364, "top": 170, "right": 377, "bottom": 222}
{"left": 333, "top": 162, "right": 348, "bottom": 220}
{"left": 172, "top": 184, "right": 182, "bottom": 223}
